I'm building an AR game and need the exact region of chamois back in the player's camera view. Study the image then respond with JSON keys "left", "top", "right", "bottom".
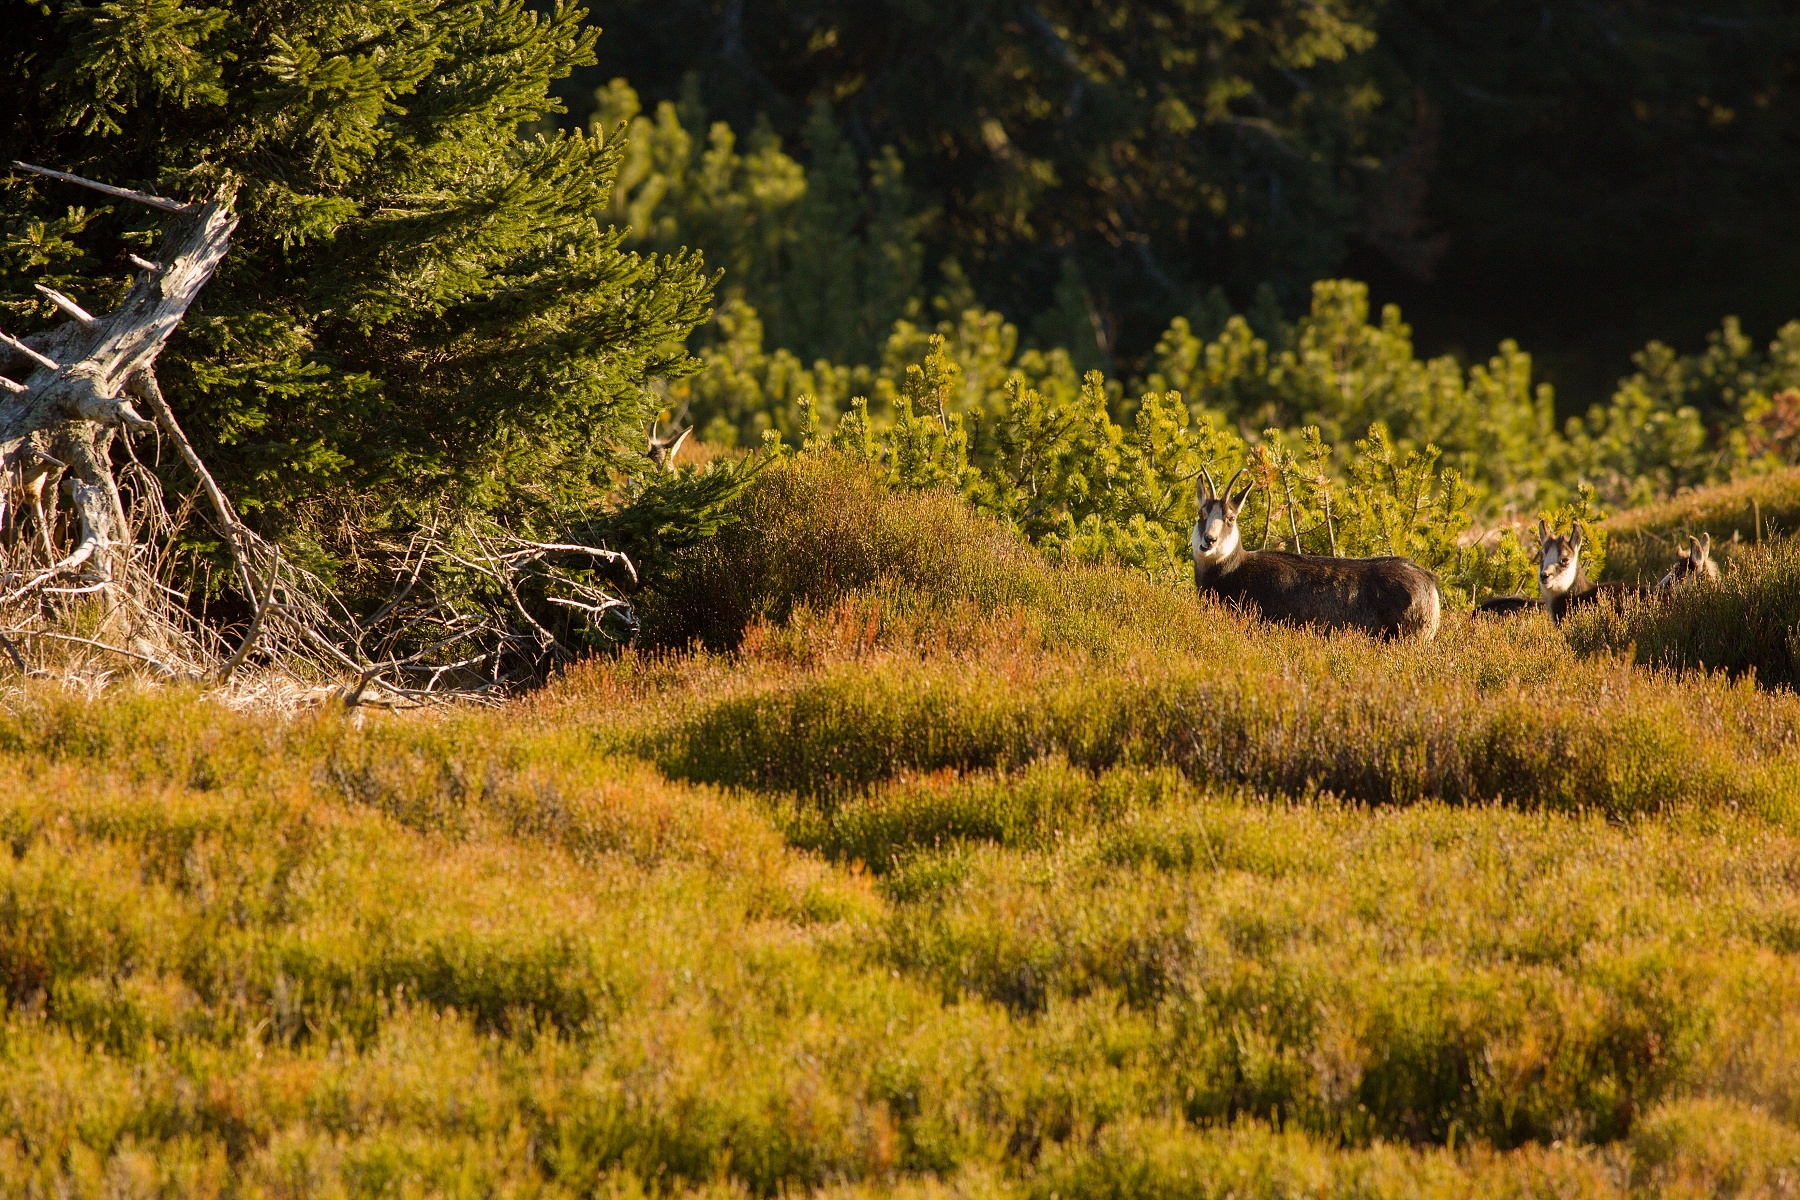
{"left": 1190, "top": 466, "right": 1440, "bottom": 640}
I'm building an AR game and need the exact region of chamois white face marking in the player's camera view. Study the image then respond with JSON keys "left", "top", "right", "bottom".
{"left": 1539, "top": 535, "right": 1579, "bottom": 597}
{"left": 1191, "top": 500, "right": 1240, "bottom": 564}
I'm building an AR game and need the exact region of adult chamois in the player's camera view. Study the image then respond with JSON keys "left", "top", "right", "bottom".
{"left": 1191, "top": 466, "right": 1441, "bottom": 639}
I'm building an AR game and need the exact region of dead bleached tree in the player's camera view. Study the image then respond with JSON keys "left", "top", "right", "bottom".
{"left": 0, "top": 164, "right": 245, "bottom": 667}
{"left": 0, "top": 163, "right": 641, "bottom": 701}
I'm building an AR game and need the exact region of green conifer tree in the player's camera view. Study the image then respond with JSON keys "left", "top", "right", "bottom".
{"left": 2, "top": 0, "right": 714, "bottom": 580}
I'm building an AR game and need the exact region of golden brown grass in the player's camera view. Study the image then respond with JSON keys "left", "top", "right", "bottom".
{"left": 7, "top": 455, "right": 1800, "bottom": 1196}
{"left": 1602, "top": 465, "right": 1800, "bottom": 581}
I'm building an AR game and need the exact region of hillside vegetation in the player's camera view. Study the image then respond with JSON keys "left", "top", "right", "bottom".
{"left": 1601, "top": 466, "right": 1800, "bottom": 582}
{"left": 8, "top": 455, "right": 1800, "bottom": 1195}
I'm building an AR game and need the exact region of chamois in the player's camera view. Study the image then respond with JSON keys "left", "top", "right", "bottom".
{"left": 1657, "top": 533, "right": 1719, "bottom": 590}
{"left": 1479, "top": 521, "right": 1711, "bottom": 619}
{"left": 1533, "top": 519, "right": 1650, "bottom": 621}
{"left": 1190, "top": 466, "right": 1442, "bottom": 639}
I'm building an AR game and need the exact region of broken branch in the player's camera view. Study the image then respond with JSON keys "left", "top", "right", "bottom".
{"left": 0, "top": 330, "right": 58, "bottom": 372}
{"left": 9, "top": 628, "right": 178, "bottom": 673}
{"left": 11, "top": 161, "right": 196, "bottom": 216}
{"left": 34, "top": 284, "right": 98, "bottom": 329}
{"left": 126, "top": 369, "right": 257, "bottom": 598}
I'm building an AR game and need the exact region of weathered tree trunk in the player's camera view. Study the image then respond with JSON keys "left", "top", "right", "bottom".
{"left": 0, "top": 163, "right": 237, "bottom": 599}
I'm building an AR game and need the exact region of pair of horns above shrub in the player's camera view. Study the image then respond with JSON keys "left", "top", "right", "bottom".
{"left": 1198, "top": 464, "right": 1254, "bottom": 505}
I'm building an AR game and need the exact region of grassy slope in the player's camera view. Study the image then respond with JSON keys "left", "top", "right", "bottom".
{"left": 1601, "top": 466, "right": 1800, "bottom": 582}
{"left": 1573, "top": 467, "right": 1800, "bottom": 688}
{"left": 8, "top": 456, "right": 1800, "bottom": 1195}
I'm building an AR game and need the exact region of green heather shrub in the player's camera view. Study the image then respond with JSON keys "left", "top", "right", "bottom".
{"left": 10, "top": 502, "right": 1800, "bottom": 1186}
{"left": 629, "top": 457, "right": 1800, "bottom": 820}
{"left": 1029, "top": 1119, "right": 1624, "bottom": 1200}
{"left": 1630, "top": 1099, "right": 1800, "bottom": 1196}
{"left": 3, "top": 678, "right": 1800, "bottom": 1191}
{"left": 657, "top": 640, "right": 1798, "bottom": 818}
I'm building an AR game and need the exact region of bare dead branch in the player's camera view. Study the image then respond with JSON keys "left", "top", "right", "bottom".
{"left": 9, "top": 629, "right": 178, "bottom": 673}
{"left": 215, "top": 547, "right": 280, "bottom": 685}
{"left": 128, "top": 254, "right": 160, "bottom": 272}
{"left": 34, "top": 285, "right": 98, "bottom": 330}
{"left": 126, "top": 369, "right": 256, "bottom": 597}
{"left": 0, "top": 629, "right": 24, "bottom": 673}
{"left": 0, "top": 330, "right": 58, "bottom": 372}
{"left": 0, "top": 191, "right": 236, "bottom": 448}
{"left": 11, "top": 161, "right": 196, "bottom": 216}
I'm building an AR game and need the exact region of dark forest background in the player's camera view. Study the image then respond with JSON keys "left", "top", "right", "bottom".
{"left": 551, "top": 0, "right": 1800, "bottom": 415}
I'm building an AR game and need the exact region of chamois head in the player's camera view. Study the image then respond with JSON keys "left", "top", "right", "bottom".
{"left": 1538, "top": 518, "right": 1585, "bottom": 597}
{"left": 1192, "top": 465, "right": 1255, "bottom": 565}
{"left": 1660, "top": 533, "right": 1718, "bottom": 589}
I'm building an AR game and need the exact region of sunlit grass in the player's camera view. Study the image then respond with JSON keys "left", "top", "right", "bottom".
{"left": 1602, "top": 465, "right": 1800, "bottom": 582}
{"left": 7, "top": 455, "right": 1800, "bottom": 1195}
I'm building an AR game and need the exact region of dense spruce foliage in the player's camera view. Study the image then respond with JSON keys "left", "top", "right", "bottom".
{"left": 0, "top": 0, "right": 713, "bottom": 580}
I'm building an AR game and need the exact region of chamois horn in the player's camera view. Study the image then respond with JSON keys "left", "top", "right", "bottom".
{"left": 1223, "top": 466, "right": 1253, "bottom": 506}
{"left": 1198, "top": 463, "right": 1218, "bottom": 500}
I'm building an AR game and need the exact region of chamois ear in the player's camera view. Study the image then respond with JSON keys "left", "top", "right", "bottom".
{"left": 1570, "top": 521, "right": 1584, "bottom": 549}
{"left": 1537, "top": 517, "right": 1549, "bottom": 545}
{"left": 1699, "top": 532, "right": 1711, "bottom": 557}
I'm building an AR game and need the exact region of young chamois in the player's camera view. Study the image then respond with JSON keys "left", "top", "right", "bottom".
{"left": 1191, "top": 466, "right": 1442, "bottom": 639}
{"left": 1657, "top": 533, "right": 1719, "bottom": 590}
{"left": 1479, "top": 521, "right": 1711, "bottom": 619}
{"left": 1482, "top": 521, "right": 1725, "bottom": 621}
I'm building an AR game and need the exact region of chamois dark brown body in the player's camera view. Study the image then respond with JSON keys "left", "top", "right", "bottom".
{"left": 1476, "top": 594, "right": 1539, "bottom": 617}
{"left": 1545, "top": 574, "right": 1646, "bottom": 622}
{"left": 1194, "top": 548, "right": 1442, "bottom": 639}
